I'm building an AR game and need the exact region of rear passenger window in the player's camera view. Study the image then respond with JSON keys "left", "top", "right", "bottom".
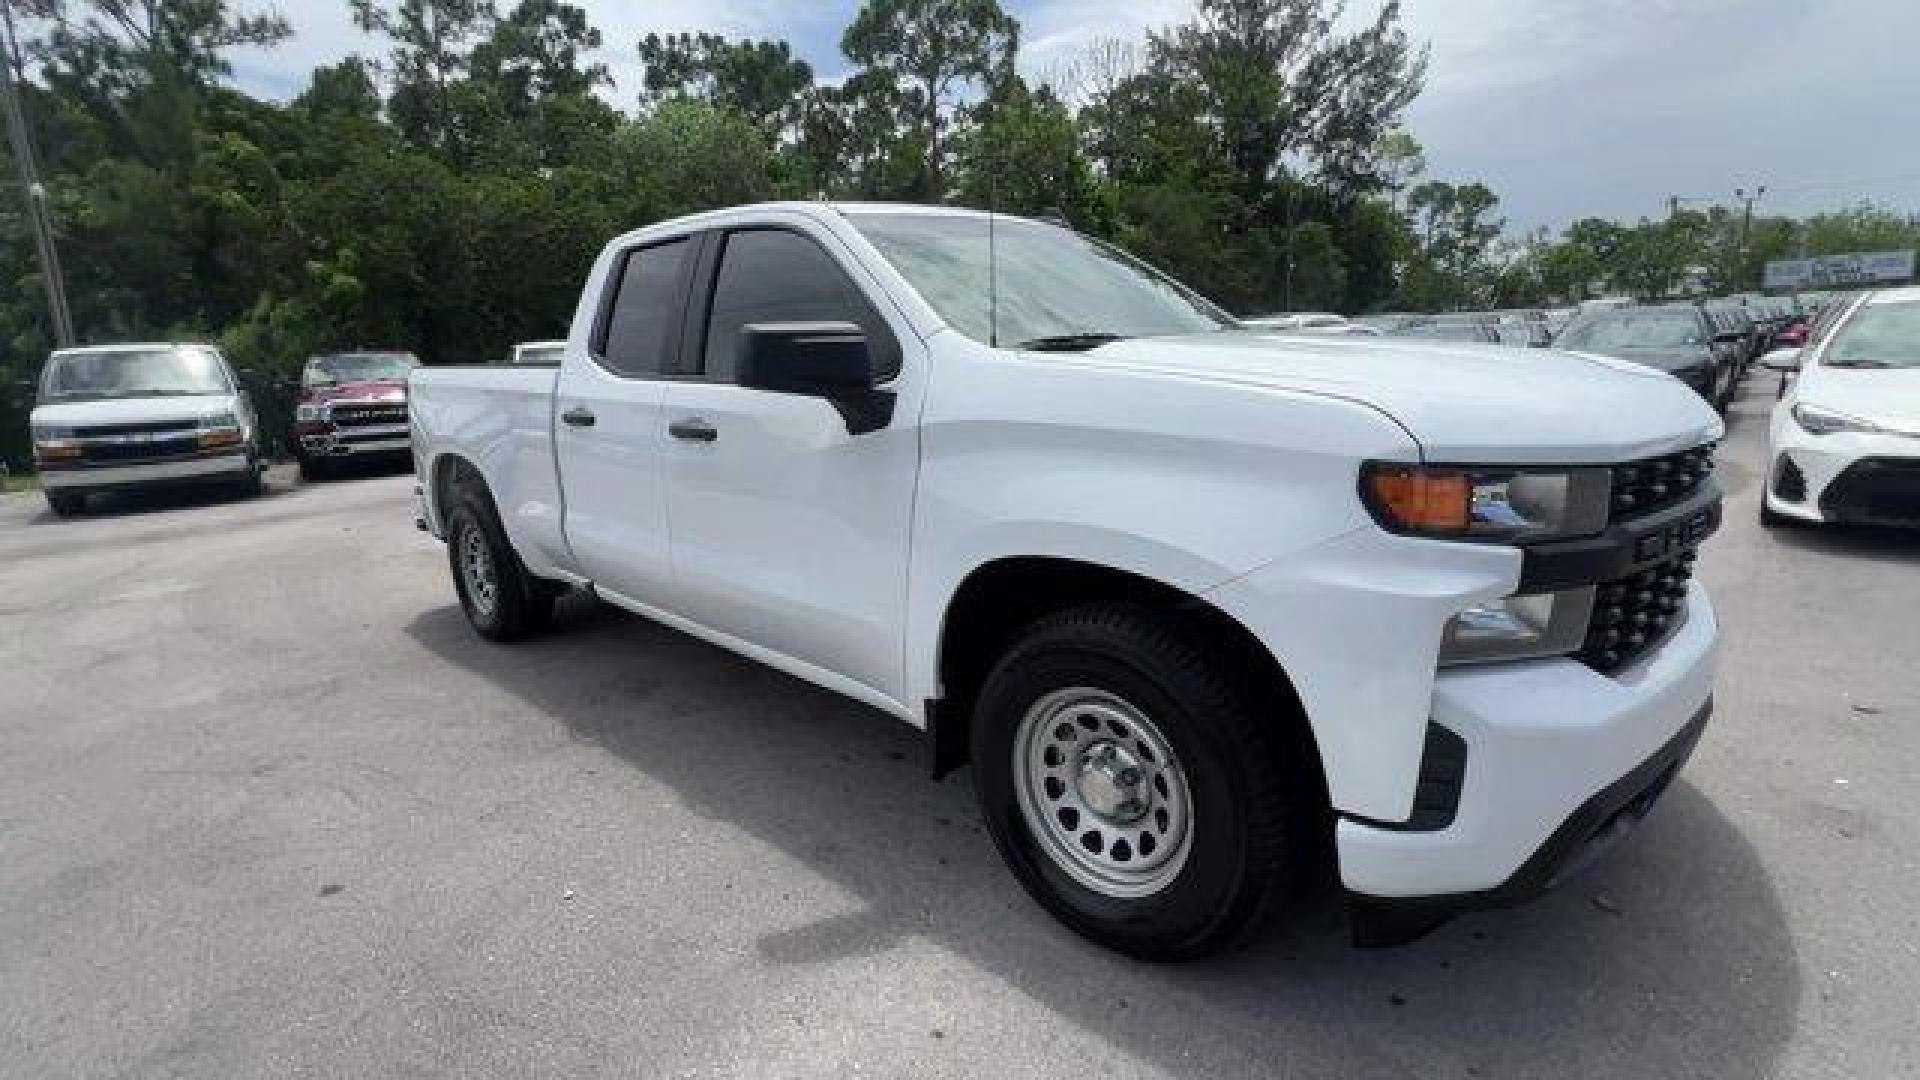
{"left": 702, "top": 230, "right": 893, "bottom": 383}
{"left": 598, "top": 239, "right": 690, "bottom": 377}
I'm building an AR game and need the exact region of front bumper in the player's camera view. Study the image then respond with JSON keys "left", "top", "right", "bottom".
{"left": 1764, "top": 415, "right": 1920, "bottom": 526}
{"left": 40, "top": 448, "right": 252, "bottom": 491}
{"left": 1339, "top": 579, "right": 1716, "bottom": 937}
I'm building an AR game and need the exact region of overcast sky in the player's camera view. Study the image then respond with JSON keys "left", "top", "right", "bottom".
{"left": 226, "top": 0, "right": 1920, "bottom": 235}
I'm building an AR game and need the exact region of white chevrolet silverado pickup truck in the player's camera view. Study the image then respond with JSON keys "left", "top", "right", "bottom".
{"left": 409, "top": 203, "right": 1724, "bottom": 957}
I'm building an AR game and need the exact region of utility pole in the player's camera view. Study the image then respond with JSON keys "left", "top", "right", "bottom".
{"left": 1735, "top": 184, "right": 1767, "bottom": 291}
{"left": 0, "top": 0, "right": 75, "bottom": 348}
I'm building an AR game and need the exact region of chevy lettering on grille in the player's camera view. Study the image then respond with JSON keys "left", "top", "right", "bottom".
{"left": 1634, "top": 507, "right": 1717, "bottom": 564}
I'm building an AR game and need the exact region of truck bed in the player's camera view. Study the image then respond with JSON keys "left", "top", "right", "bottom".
{"left": 409, "top": 365, "right": 571, "bottom": 577}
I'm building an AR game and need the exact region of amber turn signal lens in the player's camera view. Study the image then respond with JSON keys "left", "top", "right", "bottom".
{"left": 199, "top": 429, "right": 242, "bottom": 449}
{"left": 1365, "top": 467, "right": 1471, "bottom": 533}
{"left": 34, "top": 440, "right": 82, "bottom": 461}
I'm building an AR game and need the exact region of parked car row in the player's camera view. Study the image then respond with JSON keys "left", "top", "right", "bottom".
{"left": 1340, "top": 294, "right": 1842, "bottom": 417}
{"left": 24, "top": 338, "right": 561, "bottom": 515}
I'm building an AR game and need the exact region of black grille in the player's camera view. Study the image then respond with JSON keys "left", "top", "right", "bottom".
{"left": 73, "top": 419, "right": 197, "bottom": 438}
{"left": 1577, "top": 551, "right": 1696, "bottom": 674}
{"left": 332, "top": 403, "right": 408, "bottom": 428}
{"left": 1609, "top": 444, "right": 1717, "bottom": 520}
{"left": 81, "top": 436, "right": 202, "bottom": 462}
{"left": 1820, "top": 457, "right": 1920, "bottom": 527}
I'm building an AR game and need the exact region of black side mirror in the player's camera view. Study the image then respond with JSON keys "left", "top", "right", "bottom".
{"left": 739, "top": 322, "right": 895, "bottom": 435}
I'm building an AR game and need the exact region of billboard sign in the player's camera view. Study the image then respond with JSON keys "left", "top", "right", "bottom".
{"left": 1763, "top": 250, "right": 1915, "bottom": 291}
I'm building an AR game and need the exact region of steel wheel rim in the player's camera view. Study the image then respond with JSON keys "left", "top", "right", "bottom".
{"left": 1013, "top": 686, "right": 1194, "bottom": 899}
{"left": 459, "top": 524, "right": 498, "bottom": 617}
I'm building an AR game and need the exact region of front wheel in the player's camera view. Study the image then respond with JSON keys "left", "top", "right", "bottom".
{"left": 445, "top": 491, "right": 555, "bottom": 641}
{"left": 970, "top": 605, "right": 1310, "bottom": 961}
{"left": 231, "top": 461, "right": 264, "bottom": 499}
{"left": 45, "top": 489, "right": 86, "bottom": 517}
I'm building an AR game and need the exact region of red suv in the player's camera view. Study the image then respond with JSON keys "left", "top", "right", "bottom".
{"left": 293, "top": 351, "right": 418, "bottom": 481}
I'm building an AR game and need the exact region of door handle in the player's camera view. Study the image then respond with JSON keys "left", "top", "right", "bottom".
{"left": 668, "top": 417, "right": 718, "bottom": 442}
{"left": 562, "top": 406, "right": 596, "bottom": 428}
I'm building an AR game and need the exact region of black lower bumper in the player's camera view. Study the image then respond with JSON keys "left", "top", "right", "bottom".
{"left": 1819, "top": 457, "right": 1920, "bottom": 529}
{"left": 1347, "top": 698, "right": 1712, "bottom": 948}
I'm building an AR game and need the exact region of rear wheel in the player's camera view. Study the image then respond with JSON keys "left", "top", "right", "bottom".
{"left": 445, "top": 485, "right": 554, "bottom": 641}
{"left": 45, "top": 489, "right": 86, "bottom": 517}
{"left": 970, "top": 604, "right": 1309, "bottom": 961}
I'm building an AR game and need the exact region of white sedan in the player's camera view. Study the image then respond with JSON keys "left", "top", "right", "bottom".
{"left": 1761, "top": 287, "right": 1920, "bottom": 528}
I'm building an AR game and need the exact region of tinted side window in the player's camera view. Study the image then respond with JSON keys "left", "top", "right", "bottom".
{"left": 599, "top": 239, "right": 691, "bottom": 377}
{"left": 702, "top": 230, "right": 893, "bottom": 383}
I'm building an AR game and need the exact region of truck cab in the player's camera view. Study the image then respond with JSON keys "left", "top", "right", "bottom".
{"left": 409, "top": 203, "right": 1724, "bottom": 957}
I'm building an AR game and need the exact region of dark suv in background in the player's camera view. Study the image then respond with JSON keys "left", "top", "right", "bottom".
{"left": 1553, "top": 306, "right": 1745, "bottom": 410}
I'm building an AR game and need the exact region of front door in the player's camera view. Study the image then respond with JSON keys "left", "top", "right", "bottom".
{"left": 660, "top": 224, "right": 922, "bottom": 704}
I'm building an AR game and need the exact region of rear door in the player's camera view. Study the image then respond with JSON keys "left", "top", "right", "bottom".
{"left": 553, "top": 234, "right": 699, "bottom": 603}
{"left": 658, "top": 220, "right": 923, "bottom": 705}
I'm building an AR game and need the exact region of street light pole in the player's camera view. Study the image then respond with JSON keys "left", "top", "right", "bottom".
{"left": 0, "top": 0, "right": 75, "bottom": 348}
{"left": 1735, "top": 184, "right": 1767, "bottom": 292}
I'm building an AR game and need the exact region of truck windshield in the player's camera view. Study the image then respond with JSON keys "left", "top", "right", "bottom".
{"left": 306, "top": 352, "right": 418, "bottom": 385}
{"left": 40, "top": 347, "right": 229, "bottom": 401}
{"left": 849, "top": 212, "right": 1232, "bottom": 350}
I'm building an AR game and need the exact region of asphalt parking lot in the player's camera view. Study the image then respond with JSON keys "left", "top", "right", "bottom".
{"left": 2, "top": 376, "right": 1916, "bottom": 1080}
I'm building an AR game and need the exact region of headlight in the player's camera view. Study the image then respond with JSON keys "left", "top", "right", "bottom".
{"left": 31, "top": 425, "right": 81, "bottom": 460}
{"left": 296, "top": 402, "right": 327, "bottom": 423}
{"left": 199, "top": 409, "right": 239, "bottom": 429}
{"left": 1361, "top": 463, "right": 1611, "bottom": 541}
{"left": 1791, "top": 403, "right": 1881, "bottom": 436}
{"left": 1439, "top": 587, "right": 1596, "bottom": 665}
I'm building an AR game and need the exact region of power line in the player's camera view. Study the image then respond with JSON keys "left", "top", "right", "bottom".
{"left": 0, "top": 0, "right": 74, "bottom": 348}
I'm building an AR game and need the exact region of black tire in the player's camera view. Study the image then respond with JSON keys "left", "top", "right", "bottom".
{"left": 231, "top": 461, "right": 264, "bottom": 499}
{"left": 45, "top": 489, "right": 86, "bottom": 517}
{"left": 298, "top": 455, "right": 328, "bottom": 483}
{"left": 970, "top": 604, "right": 1309, "bottom": 961}
{"left": 444, "top": 483, "right": 555, "bottom": 641}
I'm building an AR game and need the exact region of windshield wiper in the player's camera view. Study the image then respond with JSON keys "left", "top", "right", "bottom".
{"left": 1015, "top": 333, "right": 1130, "bottom": 352}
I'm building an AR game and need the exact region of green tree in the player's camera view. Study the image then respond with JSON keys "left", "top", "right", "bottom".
{"left": 949, "top": 74, "right": 1096, "bottom": 224}
{"left": 841, "top": 0, "right": 1019, "bottom": 197}
{"left": 1153, "top": 0, "right": 1427, "bottom": 202}
{"left": 350, "top": 0, "right": 496, "bottom": 150}
{"left": 637, "top": 33, "right": 813, "bottom": 137}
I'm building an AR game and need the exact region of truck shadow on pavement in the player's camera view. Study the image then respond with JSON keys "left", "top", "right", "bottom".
{"left": 408, "top": 598, "right": 1800, "bottom": 1079}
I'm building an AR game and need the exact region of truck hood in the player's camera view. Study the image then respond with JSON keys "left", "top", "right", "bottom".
{"left": 30, "top": 394, "right": 238, "bottom": 430}
{"left": 1055, "top": 334, "right": 1724, "bottom": 463}
{"left": 1800, "top": 365, "right": 1920, "bottom": 435}
{"left": 1583, "top": 346, "right": 1715, "bottom": 373}
{"left": 304, "top": 379, "right": 407, "bottom": 404}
